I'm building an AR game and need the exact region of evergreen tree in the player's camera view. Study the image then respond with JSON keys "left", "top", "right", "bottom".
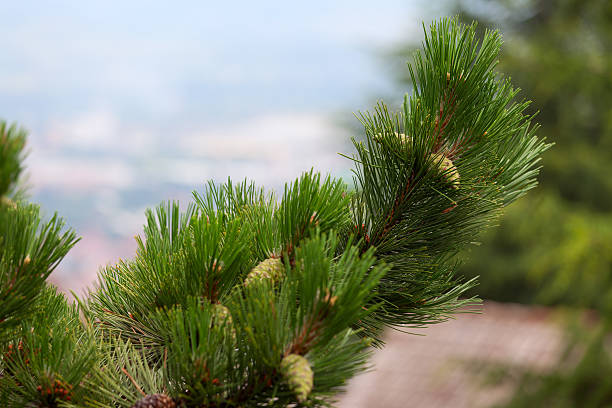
{"left": 0, "top": 18, "right": 548, "bottom": 407}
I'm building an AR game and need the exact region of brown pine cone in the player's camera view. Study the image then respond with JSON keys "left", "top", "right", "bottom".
{"left": 131, "top": 393, "right": 176, "bottom": 408}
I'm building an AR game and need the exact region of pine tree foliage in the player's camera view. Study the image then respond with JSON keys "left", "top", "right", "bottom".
{"left": 0, "top": 287, "right": 98, "bottom": 406}
{"left": 348, "top": 18, "right": 549, "bottom": 332}
{"left": 0, "top": 121, "right": 78, "bottom": 341}
{"left": 0, "top": 121, "right": 27, "bottom": 200}
{"left": 0, "top": 18, "right": 549, "bottom": 407}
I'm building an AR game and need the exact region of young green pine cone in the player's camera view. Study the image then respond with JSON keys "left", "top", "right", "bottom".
{"left": 1, "top": 196, "right": 16, "bottom": 209}
{"left": 280, "top": 354, "right": 313, "bottom": 403}
{"left": 374, "top": 132, "right": 413, "bottom": 148}
{"left": 212, "top": 303, "right": 236, "bottom": 340}
{"left": 429, "top": 153, "right": 460, "bottom": 189}
{"left": 244, "top": 257, "right": 284, "bottom": 286}
{"left": 131, "top": 393, "right": 176, "bottom": 408}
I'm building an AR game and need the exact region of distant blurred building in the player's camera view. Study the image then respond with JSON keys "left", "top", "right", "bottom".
{"left": 338, "top": 302, "right": 564, "bottom": 408}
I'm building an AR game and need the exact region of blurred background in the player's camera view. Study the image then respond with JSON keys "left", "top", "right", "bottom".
{"left": 3, "top": 0, "right": 612, "bottom": 406}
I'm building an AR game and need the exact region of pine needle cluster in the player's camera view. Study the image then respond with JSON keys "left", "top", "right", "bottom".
{"left": 0, "top": 18, "right": 549, "bottom": 407}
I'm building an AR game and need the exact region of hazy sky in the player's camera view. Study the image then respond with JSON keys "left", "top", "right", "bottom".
{"left": 1, "top": 1, "right": 430, "bottom": 122}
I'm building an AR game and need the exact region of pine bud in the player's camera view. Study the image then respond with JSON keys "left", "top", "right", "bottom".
{"left": 429, "top": 153, "right": 460, "bottom": 189}
{"left": 131, "top": 393, "right": 176, "bottom": 408}
{"left": 280, "top": 354, "right": 313, "bottom": 403}
{"left": 397, "top": 132, "right": 413, "bottom": 147}
{"left": 244, "top": 258, "right": 284, "bottom": 286}
{"left": 362, "top": 337, "right": 375, "bottom": 347}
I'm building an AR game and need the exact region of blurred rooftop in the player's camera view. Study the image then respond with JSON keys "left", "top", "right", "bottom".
{"left": 337, "top": 301, "right": 565, "bottom": 408}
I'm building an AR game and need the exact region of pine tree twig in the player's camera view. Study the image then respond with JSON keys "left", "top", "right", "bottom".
{"left": 121, "top": 367, "right": 146, "bottom": 397}
{"left": 432, "top": 79, "right": 459, "bottom": 152}
{"left": 287, "top": 293, "right": 337, "bottom": 356}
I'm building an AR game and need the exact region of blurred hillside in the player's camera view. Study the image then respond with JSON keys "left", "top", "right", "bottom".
{"left": 393, "top": 0, "right": 612, "bottom": 311}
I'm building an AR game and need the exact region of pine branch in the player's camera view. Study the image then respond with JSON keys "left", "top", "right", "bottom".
{"left": 0, "top": 287, "right": 98, "bottom": 406}
{"left": 1, "top": 16, "right": 550, "bottom": 408}
{"left": 347, "top": 17, "right": 550, "bottom": 337}
{"left": 0, "top": 120, "right": 27, "bottom": 199}
{"left": 0, "top": 204, "right": 78, "bottom": 339}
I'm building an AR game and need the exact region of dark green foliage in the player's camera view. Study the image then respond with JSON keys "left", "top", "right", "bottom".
{"left": 349, "top": 18, "right": 549, "bottom": 331}
{"left": 0, "top": 121, "right": 27, "bottom": 199}
{"left": 0, "top": 286, "right": 98, "bottom": 407}
{"left": 0, "top": 204, "right": 79, "bottom": 337}
{"left": 276, "top": 171, "right": 351, "bottom": 258}
{"left": 152, "top": 301, "right": 243, "bottom": 407}
{"left": 193, "top": 178, "right": 277, "bottom": 261}
{"left": 1, "top": 17, "right": 548, "bottom": 407}
{"left": 0, "top": 123, "right": 78, "bottom": 340}
{"left": 82, "top": 338, "right": 171, "bottom": 407}
{"left": 89, "top": 220, "right": 388, "bottom": 406}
